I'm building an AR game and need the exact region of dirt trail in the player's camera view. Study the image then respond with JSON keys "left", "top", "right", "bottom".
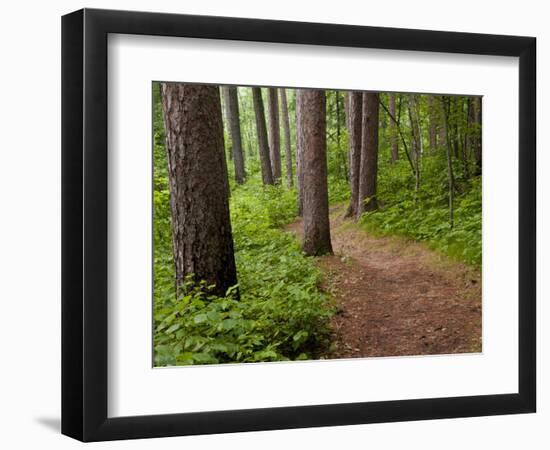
{"left": 286, "top": 204, "right": 482, "bottom": 359}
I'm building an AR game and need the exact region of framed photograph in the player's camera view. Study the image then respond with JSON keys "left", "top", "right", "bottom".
{"left": 61, "top": 8, "right": 536, "bottom": 442}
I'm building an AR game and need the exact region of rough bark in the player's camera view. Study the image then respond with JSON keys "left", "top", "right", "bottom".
{"left": 296, "top": 90, "right": 305, "bottom": 216}
{"left": 161, "top": 83, "right": 238, "bottom": 297}
{"left": 357, "top": 92, "right": 380, "bottom": 217}
{"left": 267, "top": 88, "right": 282, "bottom": 182}
{"left": 252, "top": 87, "right": 274, "bottom": 185}
{"left": 389, "top": 93, "right": 399, "bottom": 163}
{"left": 344, "top": 91, "right": 363, "bottom": 218}
{"left": 279, "top": 88, "right": 293, "bottom": 187}
{"left": 222, "top": 86, "right": 246, "bottom": 184}
{"left": 300, "top": 89, "right": 333, "bottom": 256}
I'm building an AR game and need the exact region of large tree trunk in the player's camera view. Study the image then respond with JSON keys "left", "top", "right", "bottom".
{"left": 222, "top": 86, "right": 246, "bottom": 184}
{"left": 357, "top": 92, "right": 380, "bottom": 217}
{"left": 296, "top": 90, "right": 305, "bottom": 216}
{"left": 389, "top": 93, "right": 399, "bottom": 163}
{"left": 300, "top": 90, "right": 333, "bottom": 256}
{"left": 279, "top": 88, "right": 293, "bottom": 188}
{"left": 344, "top": 91, "right": 363, "bottom": 218}
{"left": 161, "top": 83, "right": 238, "bottom": 297}
{"left": 252, "top": 87, "right": 274, "bottom": 185}
{"left": 267, "top": 88, "right": 282, "bottom": 182}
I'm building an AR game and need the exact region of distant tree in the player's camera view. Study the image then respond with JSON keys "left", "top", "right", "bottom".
{"left": 425, "top": 95, "right": 437, "bottom": 153}
{"left": 238, "top": 88, "right": 256, "bottom": 158}
{"left": 252, "top": 87, "right": 274, "bottom": 185}
{"left": 296, "top": 90, "right": 305, "bottom": 215}
{"left": 343, "top": 92, "right": 352, "bottom": 181}
{"left": 379, "top": 95, "right": 416, "bottom": 181}
{"left": 279, "top": 88, "right": 293, "bottom": 187}
{"left": 389, "top": 93, "right": 399, "bottom": 163}
{"left": 267, "top": 88, "right": 282, "bottom": 182}
{"left": 450, "top": 98, "right": 461, "bottom": 160}
{"left": 344, "top": 91, "right": 363, "bottom": 218}
{"left": 441, "top": 96, "right": 455, "bottom": 228}
{"left": 300, "top": 89, "right": 333, "bottom": 256}
{"left": 335, "top": 91, "right": 348, "bottom": 181}
{"left": 473, "top": 97, "right": 482, "bottom": 175}
{"left": 465, "top": 96, "right": 482, "bottom": 176}
{"left": 438, "top": 102, "right": 447, "bottom": 150}
{"left": 408, "top": 95, "right": 423, "bottom": 191}
{"left": 222, "top": 86, "right": 246, "bottom": 184}
{"left": 161, "top": 83, "right": 238, "bottom": 297}
{"left": 357, "top": 92, "right": 380, "bottom": 216}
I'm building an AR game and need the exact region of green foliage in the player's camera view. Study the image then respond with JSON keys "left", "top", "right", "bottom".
{"left": 357, "top": 155, "right": 482, "bottom": 266}
{"left": 154, "top": 177, "right": 334, "bottom": 366}
{"left": 152, "top": 82, "right": 481, "bottom": 368}
{"left": 326, "top": 91, "right": 349, "bottom": 185}
{"left": 328, "top": 176, "right": 351, "bottom": 204}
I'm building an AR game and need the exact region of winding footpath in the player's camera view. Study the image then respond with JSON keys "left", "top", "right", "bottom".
{"left": 286, "top": 205, "right": 482, "bottom": 359}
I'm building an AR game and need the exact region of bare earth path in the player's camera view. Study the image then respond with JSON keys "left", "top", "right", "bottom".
{"left": 286, "top": 204, "right": 482, "bottom": 358}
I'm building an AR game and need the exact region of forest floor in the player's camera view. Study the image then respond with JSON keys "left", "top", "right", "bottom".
{"left": 285, "top": 204, "right": 482, "bottom": 359}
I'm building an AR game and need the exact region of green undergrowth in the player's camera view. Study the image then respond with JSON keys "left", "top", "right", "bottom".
{"left": 154, "top": 179, "right": 335, "bottom": 367}
{"left": 357, "top": 157, "right": 482, "bottom": 266}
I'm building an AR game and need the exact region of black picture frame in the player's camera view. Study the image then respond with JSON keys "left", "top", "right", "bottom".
{"left": 61, "top": 8, "right": 536, "bottom": 442}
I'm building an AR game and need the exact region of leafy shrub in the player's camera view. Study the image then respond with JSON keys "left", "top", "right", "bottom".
{"left": 154, "top": 180, "right": 334, "bottom": 366}
{"left": 357, "top": 157, "right": 482, "bottom": 266}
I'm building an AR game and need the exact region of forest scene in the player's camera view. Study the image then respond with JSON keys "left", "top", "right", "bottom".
{"left": 153, "top": 82, "right": 482, "bottom": 367}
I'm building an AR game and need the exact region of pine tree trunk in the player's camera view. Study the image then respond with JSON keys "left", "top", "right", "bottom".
{"left": 300, "top": 89, "right": 333, "bottom": 256}
{"left": 267, "top": 88, "right": 282, "bottom": 182}
{"left": 389, "top": 93, "right": 399, "bottom": 163}
{"left": 357, "top": 92, "right": 380, "bottom": 217}
{"left": 222, "top": 86, "right": 246, "bottom": 184}
{"left": 252, "top": 87, "right": 274, "bottom": 185}
{"left": 345, "top": 91, "right": 363, "bottom": 218}
{"left": 161, "top": 83, "right": 238, "bottom": 297}
{"left": 296, "top": 90, "right": 305, "bottom": 216}
{"left": 279, "top": 88, "right": 293, "bottom": 188}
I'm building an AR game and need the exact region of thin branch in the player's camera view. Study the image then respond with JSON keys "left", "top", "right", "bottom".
{"left": 379, "top": 99, "right": 416, "bottom": 176}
